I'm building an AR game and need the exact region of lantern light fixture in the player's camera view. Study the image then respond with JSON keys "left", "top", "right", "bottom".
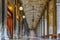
{"left": 22, "top": 15, "right": 25, "bottom": 19}
{"left": 19, "top": 6, "right": 23, "bottom": 10}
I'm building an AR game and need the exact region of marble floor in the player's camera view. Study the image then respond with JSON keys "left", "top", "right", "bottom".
{"left": 5, "top": 38, "right": 60, "bottom": 40}
{"left": 1, "top": 37, "right": 60, "bottom": 40}
{"left": 0, "top": 30, "right": 60, "bottom": 40}
{"left": 0, "top": 32, "right": 60, "bottom": 40}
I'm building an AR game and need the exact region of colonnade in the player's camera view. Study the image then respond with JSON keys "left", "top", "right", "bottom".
{"left": 1, "top": 0, "right": 57, "bottom": 39}
{"left": 37, "top": 0, "right": 57, "bottom": 38}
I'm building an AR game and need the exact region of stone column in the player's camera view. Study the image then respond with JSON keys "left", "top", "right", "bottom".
{"left": 13, "top": 0, "right": 17, "bottom": 38}
{"left": 48, "top": 0, "right": 57, "bottom": 38}
{"left": 47, "top": 3, "right": 49, "bottom": 38}
{"left": 53, "top": 0, "right": 57, "bottom": 38}
{"left": 18, "top": 4, "right": 21, "bottom": 38}
{"left": 41, "top": 16, "right": 44, "bottom": 37}
{"left": 43, "top": 14, "right": 45, "bottom": 37}
{"left": 2, "top": 0, "right": 5, "bottom": 36}
{"left": 41, "top": 15, "right": 45, "bottom": 38}
{"left": 45, "top": 9, "right": 47, "bottom": 37}
{"left": 0, "top": 0, "right": 2, "bottom": 39}
{"left": 40, "top": 19, "right": 42, "bottom": 37}
{"left": 15, "top": 4, "right": 19, "bottom": 38}
{"left": 36, "top": 19, "right": 42, "bottom": 37}
{"left": 3, "top": 0, "right": 8, "bottom": 39}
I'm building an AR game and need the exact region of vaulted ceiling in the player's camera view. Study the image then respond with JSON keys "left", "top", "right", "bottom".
{"left": 21, "top": 0, "right": 47, "bottom": 29}
{"left": 21, "top": 0, "right": 59, "bottom": 29}
{"left": 0, "top": 0, "right": 59, "bottom": 29}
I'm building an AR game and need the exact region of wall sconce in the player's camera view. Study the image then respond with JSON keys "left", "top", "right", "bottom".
{"left": 22, "top": 15, "right": 25, "bottom": 19}
{"left": 19, "top": 6, "right": 23, "bottom": 10}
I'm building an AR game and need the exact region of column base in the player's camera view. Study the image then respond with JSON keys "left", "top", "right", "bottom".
{"left": 45, "top": 35, "right": 49, "bottom": 38}
{"left": 51, "top": 34, "right": 57, "bottom": 39}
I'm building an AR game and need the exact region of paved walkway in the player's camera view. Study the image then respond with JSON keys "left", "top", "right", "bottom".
{"left": 9, "top": 38, "right": 60, "bottom": 40}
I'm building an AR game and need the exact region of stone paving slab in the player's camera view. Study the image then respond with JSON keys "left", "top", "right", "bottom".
{"left": 0, "top": 38, "right": 60, "bottom": 40}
